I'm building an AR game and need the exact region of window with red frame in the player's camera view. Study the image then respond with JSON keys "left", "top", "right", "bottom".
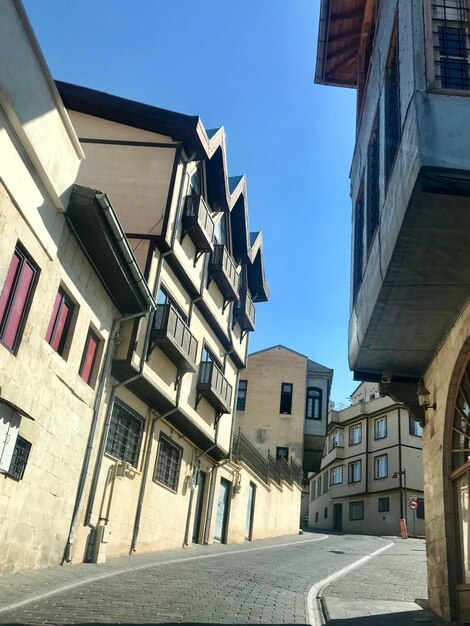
{"left": 0, "top": 246, "right": 38, "bottom": 352}
{"left": 45, "top": 288, "right": 74, "bottom": 356}
{"left": 79, "top": 329, "right": 100, "bottom": 385}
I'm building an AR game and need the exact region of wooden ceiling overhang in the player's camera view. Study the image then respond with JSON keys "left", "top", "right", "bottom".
{"left": 315, "top": 0, "right": 367, "bottom": 88}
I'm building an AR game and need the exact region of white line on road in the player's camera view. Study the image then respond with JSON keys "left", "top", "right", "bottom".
{"left": 306, "top": 540, "right": 394, "bottom": 626}
{"left": 0, "top": 533, "right": 328, "bottom": 615}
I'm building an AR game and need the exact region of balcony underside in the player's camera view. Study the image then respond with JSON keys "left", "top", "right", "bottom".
{"left": 112, "top": 360, "right": 227, "bottom": 461}
{"left": 303, "top": 434, "right": 326, "bottom": 473}
{"left": 151, "top": 331, "right": 197, "bottom": 373}
{"left": 197, "top": 383, "right": 232, "bottom": 414}
{"left": 350, "top": 167, "right": 470, "bottom": 381}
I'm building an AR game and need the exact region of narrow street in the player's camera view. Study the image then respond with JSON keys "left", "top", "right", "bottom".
{"left": 0, "top": 531, "right": 442, "bottom": 625}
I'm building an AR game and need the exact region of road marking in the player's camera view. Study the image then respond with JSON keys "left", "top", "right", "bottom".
{"left": 0, "top": 534, "right": 328, "bottom": 615}
{"left": 306, "top": 540, "right": 394, "bottom": 626}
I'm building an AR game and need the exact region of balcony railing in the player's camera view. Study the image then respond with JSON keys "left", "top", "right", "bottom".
{"left": 233, "top": 288, "right": 255, "bottom": 332}
{"left": 208, "top": 244, "right": 240, "bottom": 301}
{"left": 232, "top": 432, "right": 302, "bottom": 487}
{"left": 181, "top": 195, "right": 215, "bottom": 253}
{"left": 151, "top": 304, "right": 198, "bottom": 373}
{"left": 197, "top": 361, "right": 232, "bottom": 414}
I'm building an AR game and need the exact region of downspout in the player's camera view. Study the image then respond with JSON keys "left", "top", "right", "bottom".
{"left": 130, "top": 383, "right": 183, "bottom": 553}
{"left": 62, "top": 308, "right": 149, "bottom": 564}
{"left": 84, "top": 303, "right": 155, "bottom": 526}
{"left": 183, "top": 422, "right": 220, "bottom": 547}
{"left": 398, "top": 407, "right": 404, "bottom": 520}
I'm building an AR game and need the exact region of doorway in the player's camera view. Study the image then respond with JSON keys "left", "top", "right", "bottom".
{"left": 333, "top": 503, "right": 343, "bottom": 531}
{"left": 214, "top": 478, "right": 230, "bottom": 543}
{"left": 192, "top": 470, "right": 206, "bottom": 543}
{"left": 245, "top": 482, "right": 256, "bottom": 540}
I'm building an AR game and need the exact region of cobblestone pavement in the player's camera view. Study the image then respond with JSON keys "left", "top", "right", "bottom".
{"left": 0, "top": 532, "right": 384, "bottom": 625}
{"left": 0, "top": 532, "right": 432, "bottom": 625}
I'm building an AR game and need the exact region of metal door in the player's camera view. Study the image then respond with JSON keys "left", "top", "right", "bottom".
{"left": 333, "top": 503, "right": 343, "bottom": 531}
{"left": 245, "top": 482, "right": 256, "bottom": 540}
{"left": 214, "top": 478, "right": 230, "bottom": 542}
{"left": 192, "top": 470, "right": 206, "bottom": 543}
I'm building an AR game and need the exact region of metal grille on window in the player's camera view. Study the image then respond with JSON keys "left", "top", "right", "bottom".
{"left": 154, "top": 435, "right": 182, "bottom": 492}
{"left": 366, "top": 114, "right": 380, "bottom": 251}
{"left": 105, "top": 400, "right": 142, "bottom": 467}
{"left": 353, "top": 192, "right": 365, "bottom": 302}
{"left": 385, "top": 30, "right": 401, "bottom": 182}
{"left": 433, "top": 0, "right": 470, "bottom": 90}
{"left": 9, "top": 436, "right": 31, "bottom": 480}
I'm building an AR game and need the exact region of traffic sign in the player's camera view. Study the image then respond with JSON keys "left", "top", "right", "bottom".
{"left": 409, "top": 499, "right": 418, "bottom": 510}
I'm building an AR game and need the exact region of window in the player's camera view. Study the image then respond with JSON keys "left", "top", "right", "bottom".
{"left": 237, "top": 380, "right": 247, "bottom": 411}
{"left": 105, "top": 400, "right": 143, "bottom": 467}
{"left": 324, "top": 507, "right": 328, "bottom": 519}
{"left": 8, "top": 436, "right": 31, "bottom": 480}
{"left": 366, "top": 110, "right": 380, "bottom": 250}
{"left": 276, "top": 446, "right": 289, "bottom": 462}
{"left": 0, "top": 245, "right": 38, "bottom": 352}
{"left": 348, "top": 460, "right": 362, "bottom": 483}
{"left": 322, "top": 472, "right": 329, "bottom": 494}
{"left": 306, "top": 387, "right": 322, "bottom": 420}
{"left": 315, "top": 511, "right": 319, "bottom": 523}
{"left": 378, "top": 497, "right": 390, "bottom": 512}
{"left": 417, "top": 497, "right": 425, "bottom": 520}
{"left": 154, "top": 434, "right": 183, "bottom": 492}
{"left": 409, "top": 417, "right": 423, "bottom": 437}
{"left": 279, "top": 383, "right": 293, "bottom": 414}
{"left": 157, "top": 287, "right": 187, "bottom": 323}
{"left": 330, "top": 466, "right": 343, "bottom": 485}
{"left": 374, "top": 416, "right": 387, "bottom": 440}
{"left": 385, "top": 24, "right": 401, "bottom": 182}
{"left": 329, "top": 429, "right": 344, "bottom": 451}
{"left": 374, "top": 454, "right": 388, "bottom": 479}
{"left": 349, "top": 501, "right": 364, "bottom": 521}
{"left": 353, "top": 186, "right": 364, "bottom": 302}
{"left": 316, "top": 477, "right": 322, "bottom": 498}
{"left": 79, "top": 329, "right": 100, "bottom": 386}
{"left": 0, "top": 404, "right": 21, "bottom": 473}
{"left": 433, "top": 0, "right": 470, "bottom": 90}
{"left": 349, "top": 423, "right": 362, "bottom": 446}
{"left": 310, "top": 481, "right": 316, "bottom": 501}
{"left": 45, "top": 288, "right": 74, "bottom": 356}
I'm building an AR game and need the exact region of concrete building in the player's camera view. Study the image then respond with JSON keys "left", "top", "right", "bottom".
{"left": 235, "top": 345, "right": 333, "bottom": 521}
{"left": 0, "top": 0, "right": 303, "bottom": 574}
{"left": 315, "top": 0, "right": 470, "bottom": 621}
{"left": 308, "top": 382, "right": 425, "bottom": 536}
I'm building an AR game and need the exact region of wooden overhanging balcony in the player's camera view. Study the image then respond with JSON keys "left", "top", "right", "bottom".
{"left": 181, "top": 195, "right": 215, "bottom": 254}
{"left": 233, "top": 288, "right": 255, "bottom": 332}
{"left": 208, "top": 244, "right": 240, "bottom": 301}
{"left": 151, "top": 304, "right": 198, "bottom": 373}
{"left": 197, "top": 361, "right": 233, "bottom": 414}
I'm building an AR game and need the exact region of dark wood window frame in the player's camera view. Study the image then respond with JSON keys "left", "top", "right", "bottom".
{"left": 79, "top": 328, "right": 101, "bottom": 386}
{"left": 45, "top": 287, "right": 75, "bottom": 357}
{"left": 280, "top": 382, "right": 293, "bottom": 415}
{"left": 306, "top": 386, "right": 322, "bottom": 420}
{"left": 236, "top": 379, "right": 248, "bottom": 411}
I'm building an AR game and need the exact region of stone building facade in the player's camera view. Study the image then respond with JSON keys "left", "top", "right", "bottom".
{"left": 235, "top": 345, "right": 333, "bottom": 522}
{"left": 315, "top": 0, "right": 470, "bottom": 622}
{"left": 0, "top": 0, "right": 302, "bottom": 574}
{"left": 308, "top": 382, "right": 425, "bottom": 537}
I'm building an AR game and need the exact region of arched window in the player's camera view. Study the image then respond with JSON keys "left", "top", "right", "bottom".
{"left": 306, "top": 387, "right": 322, "bottom": 420}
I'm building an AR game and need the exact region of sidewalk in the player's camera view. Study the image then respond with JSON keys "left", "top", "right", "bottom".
{"left": 321, "top": 537, "right": 449, "bottom": 625}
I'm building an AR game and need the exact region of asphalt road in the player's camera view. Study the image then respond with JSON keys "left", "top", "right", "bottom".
{"left": 0, "top": 532, "right": 412, "bottom": 625}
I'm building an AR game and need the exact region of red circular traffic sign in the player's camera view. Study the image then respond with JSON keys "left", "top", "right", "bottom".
{"left": 409, "top": 499, "right": 418, "bottom": 510}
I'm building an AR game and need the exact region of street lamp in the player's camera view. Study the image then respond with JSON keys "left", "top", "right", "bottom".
{"left": 393, "top": 468, "right": 407, "bottom": 528}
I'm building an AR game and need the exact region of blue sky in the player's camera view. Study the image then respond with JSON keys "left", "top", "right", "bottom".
{"left": 23, "top": 0, "right": 358, "bottom": 406}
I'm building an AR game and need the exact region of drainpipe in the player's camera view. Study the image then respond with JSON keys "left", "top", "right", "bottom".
{"left": 84, "top": 303, "right": 155, "bottom": 527}
{"left": 62, "top": 309, "right": 148, "bottom": 564}
{"left": 183, "top": 423, "right": 220, "bottom": 547}
{"left": 130, "top": 382, "right": 183, "bottom": 553}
